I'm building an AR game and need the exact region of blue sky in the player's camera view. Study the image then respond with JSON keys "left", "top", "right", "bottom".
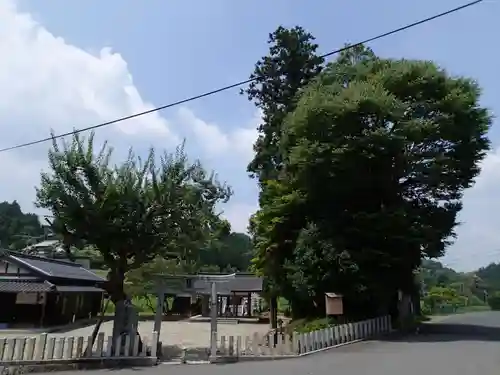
{"left": 1, "top": 0, "right": 498, "bottom": 270}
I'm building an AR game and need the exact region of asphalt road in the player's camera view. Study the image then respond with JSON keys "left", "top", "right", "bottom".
{"left": 54, "top": 311, "right": 500, "bottom": 375}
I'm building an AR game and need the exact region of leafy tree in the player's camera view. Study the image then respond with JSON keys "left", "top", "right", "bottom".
{"left": 199, "top": 231, "right": 253, "bottom": 272}
{"left": 423, "top": 286, "right": 466, "bottom": 313}
{"left": 242, "top": 25, "right": 325, "bottom": 326}
{"left": 255, "top": 44, "right": 491, "bottom": 318}
{"left": 73, "top": 245, "right": 105, "bottom": 269}
{"left": 35, "top": 132, "right": 231, "bottom": 335}
{"left": 242, "top": 25, "right": 324, "bottom": 182}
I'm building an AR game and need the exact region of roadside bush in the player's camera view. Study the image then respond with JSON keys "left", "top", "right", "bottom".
{"left": 420, "top": 302, "right": 432, "bottom": 316}
{"left": 487, "top": 291, "right": 500, "bottom": 310}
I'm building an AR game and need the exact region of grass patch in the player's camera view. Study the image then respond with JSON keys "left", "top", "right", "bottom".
{"left": 429, "top": 304, "right": 490, "bottom": 316}
{"left": 278, "top": 297, "right": 290, "bottom": 315}
{"left": 103, "top": 295, "right": 159, "bottom": 316}
{"left": 285, "top": 317, "right": 337, "bottom": 334}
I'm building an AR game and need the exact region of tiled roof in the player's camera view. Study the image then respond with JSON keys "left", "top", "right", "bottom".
{"left": 0, "top": 280, "right": 104, "bottom": 293}
{"left": 3, "top": 251, "right": 105, "bottom": 283}
{"left": 55, "top": 285, "right": 105, "bottom": 293}
{"left": 0, "top": 280, "right": 53, "bottom": 293}
{"left": 192, "top": 274, "right": 263, "bottom": 294}
{"left": 156, "top": 273, "right": 263, "bottom": 295}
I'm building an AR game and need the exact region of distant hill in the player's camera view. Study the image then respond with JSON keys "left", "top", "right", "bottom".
{"left": 419, "top": 258, "right": 500, "bottom": 303}
{"left": 476, "top": 263, "right": 500, "bottom": 290}
{"left": 0, "top": 201, "right": 44, "bottom": 250}
{"left": 420, "top": 259, "right": 464, "bottom": 288}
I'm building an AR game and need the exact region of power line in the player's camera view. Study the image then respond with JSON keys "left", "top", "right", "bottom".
{"left": 0, "top": 0, "right": 483, "bottom": 154}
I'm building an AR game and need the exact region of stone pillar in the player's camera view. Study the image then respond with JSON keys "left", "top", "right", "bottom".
{"left": 217, "top": 296, "right": 222, "bottom": 316}
{"left": 153, "top": 290, "right": 165, "bottom": 335}
{"left": 247, "top": 292, "right": 252, "bottom": 317}
{"left": 209, "top": 282, "right": 218, "bottom": 362}
{"left": 201, "top": 295, "right": 210, "bottom": 317}
{"left": 232, "top": 292, "right": 237, "bottom": 317}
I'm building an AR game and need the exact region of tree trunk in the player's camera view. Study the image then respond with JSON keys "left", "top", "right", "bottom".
{"left": 85, "top": 298, "right": 109, "bottom": 355}
{"left": 108, "top": 267, "right": 142, "bottom": 355}
{"left": 269, "top": 296, "right": 278, "bottom": 329}
{"left": 290, "top": 298, "right": 317, "bottom": 319}
{"left": 269, "top": 296, "right": 278, "bottom": 346}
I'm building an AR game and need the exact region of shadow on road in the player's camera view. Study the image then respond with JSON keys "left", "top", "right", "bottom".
{"left": 379, "top": 323, "right": 500, "bottom": 342}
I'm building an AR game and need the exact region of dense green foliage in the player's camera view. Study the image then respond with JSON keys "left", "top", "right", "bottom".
{"left": 487, "top": 291, "right": 500, "bottom": 310}
{"left": 199, "top": 232, "right": 253, "bottom": 272}
{"left": 243, "top": 26, "right": 491, "bottom": 320}
{"left": 243, "top": 26, "right": 324, "bottom": 184}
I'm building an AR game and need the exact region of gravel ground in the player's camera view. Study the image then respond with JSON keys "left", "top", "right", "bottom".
{"left": 0, "top": 320, "right": 270, "bottom": 348}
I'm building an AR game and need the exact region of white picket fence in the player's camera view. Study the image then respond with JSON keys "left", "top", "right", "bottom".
{"left": 0, "top": 315, "right": 393, "bottom": 364}
{"left": 0, "top": 332, "right": 158, "bottom": 365}
{"left": 216, "top": 315, "right": 392, "bottom": 358}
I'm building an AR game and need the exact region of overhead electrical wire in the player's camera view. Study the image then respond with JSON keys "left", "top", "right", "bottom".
{"left": 0, "top": 0, "right": 483, "bottom": 154}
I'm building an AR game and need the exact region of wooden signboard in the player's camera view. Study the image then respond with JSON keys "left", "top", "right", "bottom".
{"left": 325, "top": 292, "right": 344, "bottom": 316}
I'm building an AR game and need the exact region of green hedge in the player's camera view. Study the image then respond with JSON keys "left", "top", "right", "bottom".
{"left": 488, "top": 292, "right": 500, "bottom": 310}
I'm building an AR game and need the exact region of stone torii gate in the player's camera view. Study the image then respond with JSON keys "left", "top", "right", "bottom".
{"left": 153, "top": 273, "right": 236, "bottom": 360}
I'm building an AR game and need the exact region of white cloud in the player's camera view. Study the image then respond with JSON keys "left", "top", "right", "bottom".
{"left": 222, "top": 202, "right": 259, "bottom": 234}
{"left": 177, "top": 107, "right": 258, "bottom": 161}
{"left": 0, "top": 4, "right": 176, "bottom": 141}
{"left": 0, "top": 0, "right": 258, "bottom": 233}
{"left": 441, "top": 148, "right": 500, "bottom": 271}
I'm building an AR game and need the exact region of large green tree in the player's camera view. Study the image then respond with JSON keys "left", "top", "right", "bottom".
{"left": 243, "top": 26, "right": 324, "bottom": 182}
{"left": 254, "top": 44, "right": 491, "bottom": 318}
{"left": 36, "top": 133, "right": 231, "bottom": 334}
{"left": 242, "top": 25, "right": 325, "bottom": 325}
